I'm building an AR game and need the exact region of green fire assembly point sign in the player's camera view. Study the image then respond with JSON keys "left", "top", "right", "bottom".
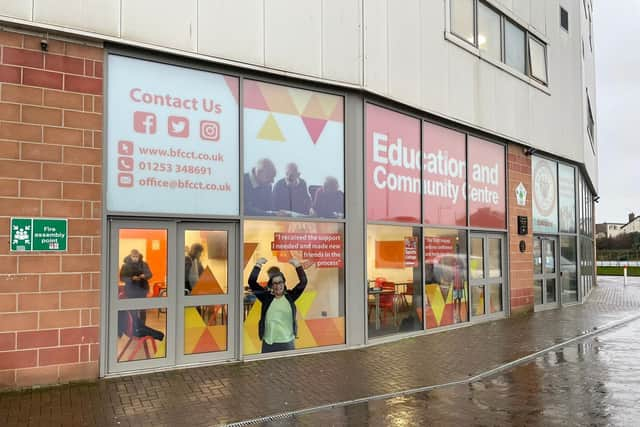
{"left": 10, "top": 218, "right": 68, "bottom": 252}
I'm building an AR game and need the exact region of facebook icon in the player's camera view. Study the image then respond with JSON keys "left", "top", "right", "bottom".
{"left": 134, "top": 111, "right": 157, "bottom": 134}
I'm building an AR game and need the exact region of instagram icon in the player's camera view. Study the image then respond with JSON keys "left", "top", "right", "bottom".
{"left": 200, "top": 120, "right": 220, "bottom": 141}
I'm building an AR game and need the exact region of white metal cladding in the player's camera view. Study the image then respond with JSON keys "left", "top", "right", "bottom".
{"left": 0, "top": 0, "right": 596, "bottom": 189}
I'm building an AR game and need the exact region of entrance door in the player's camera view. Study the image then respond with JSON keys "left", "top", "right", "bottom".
{"left": 469, "top": 233, "right": 506, "bottom": 319}
{"left": 107, "top": 220, "right": 237, "bottom": 374}
{"left": 533, "top": 236, "right": 559, "bottom": 308}
{"left": 177, "top": 223, "right": 236, "bottom": 365}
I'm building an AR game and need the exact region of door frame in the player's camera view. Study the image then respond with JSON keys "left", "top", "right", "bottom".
{"left": 105, "top": 219, "right": 239, "bottom": 375}
{"left": 176, "top": 222, "right": 238, "bottom": 365}
{"left": 533, "top": 235, "right": 560, "bottom": 310}
{"left": 469, "top": 232, "right": 507, "bottom": 322}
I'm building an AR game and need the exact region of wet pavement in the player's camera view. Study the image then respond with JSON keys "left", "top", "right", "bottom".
{"left": 1, "top": 277, "right": 640, "bottom": 426}
{"left": 265, "top": 317, "right": 640, "bottom": 426}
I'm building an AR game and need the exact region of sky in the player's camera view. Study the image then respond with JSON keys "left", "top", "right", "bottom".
{"left": 594, "top": 2, "right": 640, "bottom": 223}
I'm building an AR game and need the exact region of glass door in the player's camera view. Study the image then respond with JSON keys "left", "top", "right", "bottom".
{"left": 107, "top": 220, "right": 237, "bottom": 374}
{"left": 533, "top": 236, "right": 559, "bottom": 308}
{"left": 108, "top": 221, "right": 175, "bottom": 373}
{"left": 469, "top": 233, "right": 506, "bottom": 319}
{"left": 177, "top": 223, "right": 236, "bottom": 364}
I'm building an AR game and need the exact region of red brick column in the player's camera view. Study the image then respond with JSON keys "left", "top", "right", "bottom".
{"left": 507, "top": 145, "right": 533, "bottom": 314}
{"left": 0, "top": 29, "right": 103, "bottom": 390}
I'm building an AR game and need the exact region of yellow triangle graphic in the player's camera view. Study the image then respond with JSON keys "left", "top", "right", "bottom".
{"left": 289, "top": 87, "right": 313, "bottom": 114}
{"left": 426, "top": 284, "right": 446, "bottom": 324}
{"left": 317, "top": 94, "right": 339, "bottom": 119}
{"left": 302, "top": 94, "right": 327, "bottom": 119}
{"left": 294, "top": 290, "right": 316, "bottom": 318}
{"left": 257, "top": 113, "right": 286, "bottom": 142}
{"left": 295, "top": 318, "right": 317, "bottom": 349}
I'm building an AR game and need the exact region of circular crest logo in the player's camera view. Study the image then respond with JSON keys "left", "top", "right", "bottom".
{"left": 534, "top": 161, "right": 556, "bottom": 216}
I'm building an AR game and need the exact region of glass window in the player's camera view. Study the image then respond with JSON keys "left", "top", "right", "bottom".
{"left": 117, "top": 309, "right": 166, "bottom": 362}
{"left": 243, "top": 220, "right": 345, "bottom": 354}
{"left": 118, "top": 229, "right": 167, "bottom": 299}
{"left": 488, "top": 238, "right": 501, "bottom": 278}
{"left": 558, "top": 164, "right": 576, "bottom": 233}
{"left": 423, "top": 122, "right": 466, "bottom": 226}
{"left": 366, "top": 104, "right": 421, "bottom": 223}
{"left": 560, "top": 237, "right": 578, "bottom": 303}
{"left": 478, "top": 2, "right": 501, "bottom": 61}
{"left": 504, "top": 20, "right": 526, "bottom": 73}
{"left": 243, "top": 80, "right": 344, "bottom": 218}
{"left": 528, "top": 36, "right": 548, "bottom": 84}
{"left": 470, "top": 237, "right": 484, "bottom": 279}
{"left": 451, "top": 0, "right": 475, "bottom": 44}
{"left": 367, "top": 225, "right": 423, "bottom": 338}
{"left": 533, "top": 238, "right": 542, "bottom": 274}
{"left": 106, "top": 55, "right": 240, "bottom": 216}
{"left": 184, "top": 230, "right": 228, "bottom": 295}
{"left": 533, "top": 156, "right": 559, "bottom": 233}
{"left": 425, "top": 229, "right": 468, "bottom": 328}
{"left": 468, "top": 137, "right": 506, "bottom": 229}
{"left": 560, "top": 7, "right": 569, "bottom": 32}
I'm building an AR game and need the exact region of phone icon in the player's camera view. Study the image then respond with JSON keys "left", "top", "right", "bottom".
{"left": 118, "top": 157, "right": 134, "bottom": 171}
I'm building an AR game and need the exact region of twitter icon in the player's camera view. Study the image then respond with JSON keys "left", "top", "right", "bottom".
{"left": 168, "top": 116, "right": 189, "bottom": 138}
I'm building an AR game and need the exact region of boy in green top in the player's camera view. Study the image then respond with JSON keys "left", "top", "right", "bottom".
{"left": 248, "top": 257, "right": 307, "bottom": 353}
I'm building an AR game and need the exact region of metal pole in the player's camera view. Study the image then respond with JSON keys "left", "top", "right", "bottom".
{"left": 624, "top": 265, "right": 628, "bottom": 286}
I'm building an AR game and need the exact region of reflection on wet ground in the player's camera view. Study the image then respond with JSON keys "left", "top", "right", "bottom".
{"left": 262, "top": 318, "right": 640, "bottom": 426}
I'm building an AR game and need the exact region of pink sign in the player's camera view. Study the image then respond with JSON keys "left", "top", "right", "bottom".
{"left": 424, "top": 236, "right": 456, "bottom": 262}
{"left": 423, "top": 122, "right": 467, "bottom": 226}
{"left": 467, "top": 137, "right": 506, "bottom": 229}
{"left": 366, "top": 104, "right": 421, "bottom": 223}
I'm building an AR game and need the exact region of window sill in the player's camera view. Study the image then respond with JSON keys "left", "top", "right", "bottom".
{"left": 444, "top": 31, "right": 551, "bottom": 96}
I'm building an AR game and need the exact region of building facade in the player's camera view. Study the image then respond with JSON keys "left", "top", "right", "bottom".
{"left": 0, "top": 0, "right": 597, "bottom": 389}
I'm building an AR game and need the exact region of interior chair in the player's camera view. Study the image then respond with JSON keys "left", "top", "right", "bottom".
{"left": 152, "top": 282, "right": 167, "bottom": 318}
{"left": 117, "top": 310, "right": 158, "bottom": 362}
{"left": 379, "top": 281, "right": 397, "bottom": 325}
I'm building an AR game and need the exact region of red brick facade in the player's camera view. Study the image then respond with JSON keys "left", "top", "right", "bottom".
{"left": 0, "top": 29, "right": 103, "bottom": 390}
{"left": 507, "top": 145, "right": 534, "bottom": 314}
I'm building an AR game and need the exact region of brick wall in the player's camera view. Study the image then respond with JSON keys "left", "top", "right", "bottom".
{"left": 0, "top": 29, "right": 103, "bottom": 390}
{"left": 507, "top": 144, "right": 534, "bottom": 314}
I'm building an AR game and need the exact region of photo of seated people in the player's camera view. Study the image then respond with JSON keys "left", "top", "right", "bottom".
{"left": 243, "top": 158, "right": 344, "bottom": 219}
{"left": 243, "top": 220, "right": 346, "bottom": 355}
{"left": 116, "top": 229, "right": 168, "bottom": 362}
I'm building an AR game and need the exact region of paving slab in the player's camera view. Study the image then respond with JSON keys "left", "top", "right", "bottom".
{"left": 1, "top": 277, "right": 639, "bottom": 426}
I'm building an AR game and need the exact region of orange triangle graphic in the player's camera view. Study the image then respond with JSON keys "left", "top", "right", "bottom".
{"left": 260, "top": 82, "right": 298, "bottom": 115}
{"left": 302, "top": 94, "right": 327, "bottom": 119}
{"left": 191, "top": 266, "right": 224, "bottom": 295}
{"left": 243, "top": 242, "right": 259, "bottom": 269}
{"left": 192, "top": 328, "right": 220, "bottom": 354}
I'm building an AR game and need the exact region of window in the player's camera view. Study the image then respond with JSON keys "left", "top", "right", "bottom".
{"left": 586, "top": 92, "right": 595, "bottom": 146}
{"left": 451, "top": 0, "right": 475, "bottom": 45}
{"left": 560, "top": 7, "right": 569, "bottom": 32}
{"left": 478, "top": 2, "right": 501, "bottom": 61}
{"left": 528, "top": 36, "right": 548, "bottom": 84}
{"left": 448, "top": 1, "right": 549, "bottom": 86}
{"left": 504, "top": 20, "right": 526, "bottom": 74}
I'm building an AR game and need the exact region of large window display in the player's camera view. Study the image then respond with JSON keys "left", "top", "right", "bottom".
{"left": 424, "top": 229, "right": 468, "bottom": 327}
{"left": 468, "top": 137, "right": 506, "bottom": 229}
{"left": 533, "top": 156, "right": 559, "bottom": 233}
{"left": 559, "top": 164, "right": 576, "bottom": 233}
{"left": 106, "top": 55, "right": 240, "bottom": 216}
{"left": 243, "top": 220, "right": 345, "bottom": 354}
{"left": 366, "top": 104, "right": 421, "bottom": 223}
{"left": 423, "top": 122, "right": 467, "bottom": 226}
{"left": 366, "top": 225, "right": 423, "bottom": 338}
{"left": 243, "top": 80, "right": 344, "bottom": 218}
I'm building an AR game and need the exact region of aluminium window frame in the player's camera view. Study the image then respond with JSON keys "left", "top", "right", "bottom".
{"left": 448, "top": 0, "right": 549, "bottom": 86}
{"left": 527, "top": 34, "right": 549, "bottom": 85}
